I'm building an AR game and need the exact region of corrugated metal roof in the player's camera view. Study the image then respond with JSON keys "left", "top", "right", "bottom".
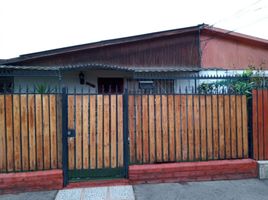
{"left": 0, "top": 64, "right": 203, "bottom": 72}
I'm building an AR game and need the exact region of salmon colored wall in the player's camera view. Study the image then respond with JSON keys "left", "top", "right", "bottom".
{"left": 200, "top": 34, "right": 268, "bottom": 69}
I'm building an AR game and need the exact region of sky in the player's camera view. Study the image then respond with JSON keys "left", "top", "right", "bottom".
{"left": 0, "top": 0, "right": 268, "bottom": 59}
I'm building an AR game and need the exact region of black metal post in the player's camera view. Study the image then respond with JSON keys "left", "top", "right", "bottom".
{"left": 61, "top": 87, "right": 69, "bottom": 186}
{"left": 123, "top": 89, "right": 129, "bottom": 178}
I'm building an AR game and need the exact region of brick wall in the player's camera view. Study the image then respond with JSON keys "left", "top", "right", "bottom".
{"left": 0, "top": 170, "right": 63, "bottom": 194}
{"left": 129, "top": 159, "right": 258, "bottom": 184}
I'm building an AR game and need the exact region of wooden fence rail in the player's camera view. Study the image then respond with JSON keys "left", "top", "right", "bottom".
{"left": 128, "top": 94, "right": 248, "bottom": 164}
{"left": 0, "top": 94, "right": 62, "bottom": 173}
{"left": 252, "top": 89, "right": 268, "bottom": 160}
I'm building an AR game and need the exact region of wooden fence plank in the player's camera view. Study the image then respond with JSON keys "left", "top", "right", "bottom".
{"left": 111, "top": 95, "right": 117, "bottom": 168}
{"left": 103, "top": 95, "right": 110, "bottom": 168}
{"left": 0, "top": 95, "right": 7, "bottom": 172}
{"left": 13, "top": 95, "right": 21, "bottom": 171}
{"left": 168, "top": 95, "right": 175, "bottom": 162}
{"left": 242, "top": 95, "right": 248, "bottom": 158}
{"left": 212, "top": 95, "right": 219, "bottom": 160}
{"left": 258, "top": 90, "right": 264, "bottom": 160}
{"left": 67, "top": 95, "right": 75, "bottom": 170}
{"left": 89, "top": 96, "right": 96, "bottom": 169}
{"left": 21, "top": 95, "right": 29, "bottom": 171}
{"left": 97, "top": 95, "right": 103, "bottom": 168}
{"left": 206, "top": 95, "right": 213, "bottom": 160}
{"left": 49, "top": 95, "right": 57, "bottom": 169}
{"left": 236, "top": 95, "right": 243, "bottom": 158}
{"left": 56, "top": 95, "right": 62, "bottom": 168}
{"left": 155, "top": 95, "right": 162, "bottom": 162}
{"left": 35, "top": 95, "right": 43, "bottom": 170}
{"left": 82, "top": 95, "right": 89, "bottom": 169}
{"left": 117, "top": 95, "right": 123, "bottom": 167}
{"left": 128, "top": 95, "right": 135, "bottom": 164}
{"left": 181, "top": 95, "right": 188, "bottom": 161}
{"left": 218, "top": 95, "right": 225, "bottom": 159}
{"left": 187, "top": 95, "right": 194, "bottom": 161}
{"left": 75, "top": 95, "right": 82, "bottom": 169}
{"left": 252, "top": 90, "right": 258, "bottom": 159}
{"left": 193, "top": 95, "right": 200, "bottom": 160}
{"left": 175, "top": 95, "right": 182, "bottom": 161}
{"left": 28, "top": 95, "right": 36, "bottom": 170}
{"left": 135, "top": 95, "right": 142, "bottom": 163}
{"left": 6, "top": 95, "right": 14, "bottom": 172}
{"left": 142, "top": 95, "right": 149, "bottom": 163}
{"left": 149, "top": 95, "right": 155, "bottom": 163}
{"left": 200, "top": 96, "right": 206, "bottom": 160}
{"left": 230, "top": 95, "right": 237, "bottom": 159}
{"left": 43, "top": 95, "right": 50, "bottom": 170}
{"left": 224, "top": 95, "right": 231, "bottom": 159}
{"left": 161, "top": 95, "right": 168, "bottom": 162}
{"left": 263, "top": 90, "right": 268, "bottom": 160}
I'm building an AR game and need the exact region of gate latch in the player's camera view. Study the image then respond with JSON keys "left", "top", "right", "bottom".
{"left": 67, "top": 129, "right": 76, "bottom": 137}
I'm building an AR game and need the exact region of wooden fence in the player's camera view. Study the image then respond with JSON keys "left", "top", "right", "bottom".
{"left": 67, "top": 94, "right": 124, "bottom": 171}
{"left": 128, "top": 94, "right": 248, "bottom": 164}
{"left": 0, "top": 94, "right": 62, "bottom": 173}
{"left": 252, "top": 89, "right": 268, "bottom": 160}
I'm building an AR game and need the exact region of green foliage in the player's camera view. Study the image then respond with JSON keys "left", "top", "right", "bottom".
{"left": 35, "top": 84, "right": 55, "bottom": 93}
{"left": 197, "top": 67, "right": 265, "bottom": 97}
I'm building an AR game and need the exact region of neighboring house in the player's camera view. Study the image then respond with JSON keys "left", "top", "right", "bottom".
{"left": 0, "top": 24, "right": 268, "bottom": 93}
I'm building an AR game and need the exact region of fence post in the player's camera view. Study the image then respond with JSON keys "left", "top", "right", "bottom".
{"left": 61, "top": 87, "right": 69, "bottom": 186}
{"left": 123, "top": 89, "right": 129, "bottom": 178}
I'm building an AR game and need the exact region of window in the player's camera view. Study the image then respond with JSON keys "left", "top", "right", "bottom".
{"left": 0, "top": 77, "right": 14, "bottom": 93}
{"left": 98, "top": 78, "right": 124, "bottom": 94}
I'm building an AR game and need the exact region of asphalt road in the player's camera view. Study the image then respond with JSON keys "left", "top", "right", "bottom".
{"left": 134, "top": 179, "right": 268, "bottom": 200}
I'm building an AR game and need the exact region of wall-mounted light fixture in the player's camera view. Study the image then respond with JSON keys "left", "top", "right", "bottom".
{"left": 79, "top": 72, "right": 85, "bottom": 85}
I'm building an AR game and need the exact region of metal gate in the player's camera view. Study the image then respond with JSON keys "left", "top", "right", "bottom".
{"left": 61, "top": 89, "right": 129, "bottom": 185}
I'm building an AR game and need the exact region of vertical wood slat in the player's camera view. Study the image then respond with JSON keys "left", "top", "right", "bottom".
{"left": 103, "top": 95, "right": 110, "bottom": 168}
{"left": 148, "top": 95, "right": 155, "bottom": 163}
{"left": 218, "top": 95, "right": 225, "bottom": 159}
{"left": 0, "top": 95, "right": 6, "bottom": 172}
{"left": 128, "top": 96, "right": 135, "bottom": 163}
{"left": 206, "top": 95, "right": 213, "bottom": 160}
{"left": 13, "top": 95, "right": 21, "bottom": 171}
{"left": 187, "top": 95, "right": 194, "bottom": 161}
{"left": 35, "top": 95, "right": 43, "bottom": 170}
{"left": 175, "top": 95, "right": 182, "bottom": 161}
{"left": 161, "top": 95, "right": 168, "bottom": 162}
{"left": 155, "top": 95, "right": 162, "bottom": 162}
{"left": 82, "top": 95, "right": 89, "bottom": 169}
{"left": 168, "top": 95, "right": 175, "bottom": 162}
{"left": 242, "top": 95, "right": 248, "bottom": 158}
{"left": 263, "top": 91, "right": 268, "bottom": 160}
{"left": 181, "top": 95, "right": 187, "bottom": 161}
{"left": 97, "top": 95, "right": 103, "bottom": 169}
{"left": 111, "top": 95, "right": 117, "bottom": 168}
{"left": 49, "top": 95, "right": 57, "bottom": 169}
{"left": 230, "top": 95, "right": 237, "bottom": 158}
{"left": 257, "top": 90, "right": 264, "bottom": 160}
{"left": 28, "top": 95, "right": 36, "bottom": 170}
{"left": 224, "top": 95, "right": 231, "bottom": 159}
{"left": 236, "top": 96, "right": 243, "bottom": 158}
{"left": 212, "top": 95, "right": 219, "bottom": 160}
{"left": 117, "top": 95, "right": 124, "bottom": 167}
{"left": 43, "top": 95, "right": 50, "bottom": 170}
{"left": 89, "top": 96, "right": 96, "bottom": 169}
{"left": 142, "top": 95, "right": 149, "bottom": 163}
{"left": 135, "top": 96, "right": 142, "bottom": 163}
{"left": 67, "top": 95, "right": 75, "bottom": 170}
{"left": 193, "top": 95, "right": 200, "bottom": 160}
{"left": 200, "top": 96, "right": 207, "bottom": 160}
{"left": 21, "top": 95, "right": 29, "bottom": 171}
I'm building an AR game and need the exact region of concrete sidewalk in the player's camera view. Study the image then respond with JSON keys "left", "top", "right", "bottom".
{"left": 1, "top": 179, "right": 268, "bottom": 200}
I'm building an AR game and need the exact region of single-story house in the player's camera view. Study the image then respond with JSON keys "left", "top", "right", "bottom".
{"left": 0, "top": 24, "right": 268, "bottom": 93}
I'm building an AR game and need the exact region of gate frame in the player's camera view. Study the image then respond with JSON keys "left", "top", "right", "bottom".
{"left": 61, "top": 88, "right": 129, "bottom": 186}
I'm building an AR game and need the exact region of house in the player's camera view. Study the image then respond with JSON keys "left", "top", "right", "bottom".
{"left": 0, "top": 24, "right": 268, "bottom": 93}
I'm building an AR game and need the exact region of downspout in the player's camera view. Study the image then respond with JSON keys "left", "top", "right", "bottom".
{"left": 197, "top": 24, "right": 203, "bottom": 68}
{"left": 58, "top": 69, "right": 62, "bottom": 91}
